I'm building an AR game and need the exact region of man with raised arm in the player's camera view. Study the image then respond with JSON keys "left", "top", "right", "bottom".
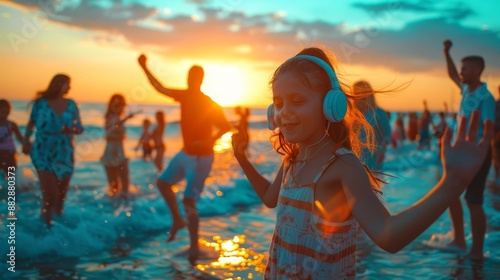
{"left": 443, "top": 40, "right": 494, "bottom": 259}
{"left": 138, "top": 54, "right": 232, "bottom": 263}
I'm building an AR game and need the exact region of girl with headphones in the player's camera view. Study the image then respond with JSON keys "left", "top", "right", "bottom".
{"left": 231, "top": 47, "right": 493, "bottom": 279}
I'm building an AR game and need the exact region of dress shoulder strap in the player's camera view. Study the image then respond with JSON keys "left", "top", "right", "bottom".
{"left": 312, "top": 147, "right": 352, "bottom": 184}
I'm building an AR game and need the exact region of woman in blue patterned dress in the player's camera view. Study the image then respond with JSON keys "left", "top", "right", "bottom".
{"left": 22, "top": 74, "right": 83, "bottom": 227}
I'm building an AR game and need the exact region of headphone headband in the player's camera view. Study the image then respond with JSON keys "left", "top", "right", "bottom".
{"left": 285, "top": 55, "right": 340, "bottom": 90}
{"left": 267, "top": 53, "right": 348, "bottom": 130}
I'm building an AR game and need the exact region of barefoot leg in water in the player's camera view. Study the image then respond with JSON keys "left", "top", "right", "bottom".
{"left": 167, "top": 220, "right": 186, "bottom": 242}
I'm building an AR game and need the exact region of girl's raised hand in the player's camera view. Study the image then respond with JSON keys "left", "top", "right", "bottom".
{"left": 441, "top": 110, "right": 494, "bottom": 185}
{"left": 231, "top": 131, "right": 248, "bottom": 159}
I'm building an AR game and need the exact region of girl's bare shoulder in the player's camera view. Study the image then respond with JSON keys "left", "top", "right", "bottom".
{"left": 322, "top": 153, "right": 365, "bottom": 181}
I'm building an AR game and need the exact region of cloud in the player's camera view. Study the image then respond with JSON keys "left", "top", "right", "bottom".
{"left": 352, "top": 0, "right": 475, "bottom": 20}
{"left": 331, "top": 17, "right": 500, "bottom": 72}
{"left": 6, "top": 0, "right": 500, "bottom": 74}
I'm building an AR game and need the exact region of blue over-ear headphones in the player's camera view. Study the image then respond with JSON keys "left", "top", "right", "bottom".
{"left": 267, "top": 55, "right": 348, "bottom": 130}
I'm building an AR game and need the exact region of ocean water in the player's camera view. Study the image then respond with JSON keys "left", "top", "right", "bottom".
{"left": 1, "top": 100, "right": 500, "bottom": 279}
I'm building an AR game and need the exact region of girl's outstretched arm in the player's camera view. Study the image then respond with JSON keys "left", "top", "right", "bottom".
{"left": 232, "top": 132, "right": 282, "bottom": 208}
{"left": 118, "top": 113, "right": 134, "bottom": 125}
{"left": 339, "top": 111, "right": 493, "bottom": 253}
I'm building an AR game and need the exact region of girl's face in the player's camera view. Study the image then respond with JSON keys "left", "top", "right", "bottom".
{"left": 112, "top": 97, "right": 126, "bottom": 113}
{"left": 60, "top": 81, "right": 70, "bottom": 95}
{"left": 272, "top": 72, "right": 327, "bottom": 146}
{"left": 0, "top": 107, "right": 9, "bottom": 121}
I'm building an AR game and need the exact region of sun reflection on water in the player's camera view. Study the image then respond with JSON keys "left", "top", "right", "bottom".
{"left": 213, "top": 132, "right": 234, "bottom": 153}
{"left": 196, "top": 235, "right": 265, "bottom": 279}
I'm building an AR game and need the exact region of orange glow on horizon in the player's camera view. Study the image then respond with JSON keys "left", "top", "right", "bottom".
{"left": 202, "top": 63, "right": 248, "bottom": 107}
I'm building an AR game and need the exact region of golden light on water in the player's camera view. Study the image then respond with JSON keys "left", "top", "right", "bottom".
{"left": 196, "top": 235, "right": 265, "bottom": 279}
{"left": 213, "top": 132, "right": 233, "bottom": 153}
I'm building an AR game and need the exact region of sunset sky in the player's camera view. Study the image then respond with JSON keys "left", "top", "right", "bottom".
{"left": 1, "top": 0, "right": 499, "bottom": 111}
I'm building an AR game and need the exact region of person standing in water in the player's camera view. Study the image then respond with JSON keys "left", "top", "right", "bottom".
{"left": 23, "top": 74, "right": 84, "bottom": 227}
{"left": 0, "top": 99, "right": 24, "bottom": 178}
{"left": 417, "top": 100, "right": 434, "bottom": 149}
{"left": 138, "top": 54, "right": 231, "bottom": 263}
{"left": 101, "top": 94, "right": 135, "bottom": 200}
{"left": 151, "top": 110, "right": 166, "bottom": 172}
{"left": 352, "top": 80, "right": 392, "bottom": 171}
{"left": 135, "top": 118, "right": 153, "bottom": 162}
{"left": 443, "top": 39, "right": 494, "bottom": 259}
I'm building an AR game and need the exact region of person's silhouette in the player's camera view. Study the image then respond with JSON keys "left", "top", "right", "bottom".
{"left": 138, "top": 54, "right": 231, "bottom": 263}
{"left": 443, "top": 39, "right": 495, "bottom": 258}
{"left": 23, "top": 74, "right": 84, "bottom": 227}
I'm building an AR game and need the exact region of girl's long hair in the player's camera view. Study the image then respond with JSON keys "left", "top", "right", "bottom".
{"left": 105, "top": 94, "right": 126, "bottom": 119}
{"left": 353, "top": 80, "right": 377, "bottom": 114}
{"left": 269, "top": 47, "right": 382, "bottom": 191}
{"left": 32, "top": 74, "right": 70, "bottom": 104}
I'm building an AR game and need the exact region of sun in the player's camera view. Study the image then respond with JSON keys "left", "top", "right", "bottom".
{"left": 201, "top": 63, "right": 247, "bottom": 107}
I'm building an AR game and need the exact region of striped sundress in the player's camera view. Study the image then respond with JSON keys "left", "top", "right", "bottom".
{"left": 265, "top": 148, "right": 357, "bottom": 280}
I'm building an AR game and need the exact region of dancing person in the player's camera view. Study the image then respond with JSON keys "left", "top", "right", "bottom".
{"left": 138, "top": 54, "right": 232, "bottom": 263}
{"left": 391, "top": 113, "right": 406, "bottom": 148}
{"left": 443, "top": 39, "right": 495, "bottom": 258}
{"left": 352, "top": 80, "right": 392, "bottom": 170}
{"left": 417, "top": 100, "right": 434, "bottom": 149}
{"left": 101, "top": 94, "right": 135, "bottom": 200}
{"left": 232, "top": 47, "right": 493, "bottom": 278}
{"left": 135, "top": 118, "right": 153, "bottom": 162}
{"left": 407, "top": 112, "right": 418, "bottom": 142}
{"left": 23, "top": 74, "right": 84, "bottom": 227}
{"left": 151, "top": 110, "right": 166, "bottom": 171}
{"left": 0, "top": 99, "right": 24, "bottom": 178}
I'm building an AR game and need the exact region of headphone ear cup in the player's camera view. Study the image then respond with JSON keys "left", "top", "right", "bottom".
{"left": 323, "top": 89, "right": 348, "bottom": 122}
{"left": 267, "top": 104, "right": 278, "bottom": 130}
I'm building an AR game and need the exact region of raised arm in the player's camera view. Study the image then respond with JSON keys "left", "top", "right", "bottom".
{"left": 443, "top": 40, "right": 460, "bottom": 88}
{"left": 340, "top": 111, "right": 493, "bottom": 253}
{"left": 232, "top": 132, "right": 282, "bottom": 208}
{"left": 118, "top": 113, "right": 134, "bottom": 126}
{"left": 138, "top": 54, "right": 184, "bottom": 100}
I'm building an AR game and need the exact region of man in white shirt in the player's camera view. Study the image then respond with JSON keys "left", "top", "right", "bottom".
{"left": 443, "top": 40, "right": 495, "bottom": 259}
